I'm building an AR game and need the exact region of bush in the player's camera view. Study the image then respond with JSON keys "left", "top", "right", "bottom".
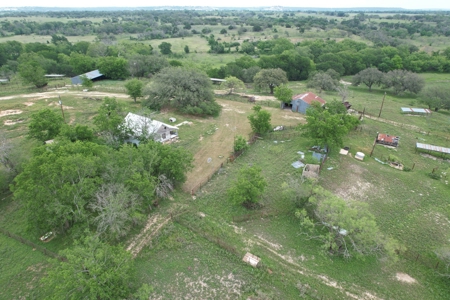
{"left": 233, "top": 135, "right": 249, "bottom": 153}
{"left": 427, "top": 172, "right": 440, "bottom": 180}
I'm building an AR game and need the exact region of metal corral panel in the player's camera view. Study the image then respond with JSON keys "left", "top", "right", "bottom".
{"left": 401, "top": 107, "right": 432, "bottom": 114}
{"left": 416, "top": 143, "right": 450, "bottom": 154}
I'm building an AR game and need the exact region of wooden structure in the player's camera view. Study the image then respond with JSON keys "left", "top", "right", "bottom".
{"left": 376, "top": 133, "right": 399, "bottom": 147}
{"left": 302, "top": 164, "right": 320, "bottom": 179}
{"left": 243, "top": 252, "right": 260, "bottom": 267}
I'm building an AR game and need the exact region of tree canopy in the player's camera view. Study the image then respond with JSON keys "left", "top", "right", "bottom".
{"left": 274, "top": 84, "right": 293, "bottom": 103}
{"left": 28, "top": 108, "right": 64, "bottom": 142}
{"left": 307, "top": 71, "right": 338, "bottom": 93}
{"left": 296, "top": 186, "right": 397, "bottom": 259}
{"left": 125, "top": 78, "right": 144, "bottom": 102}
{"left": 352, "top": 67, "right": 384, "bottom": 91}
{"left": 301, "top": 101, "right": 359, "bottom": 151}
{"left": 253, "top": 68, "right": 288, "bottom": 94}
{"left": 248, "top": 105, "right": 272, "bottom": 135}
{"left": 419, "top": 85, "right": 450, "bottom": 111}
{"left": 143, "top": 67, "right": 221, "bottom": 116}
{"left": 43, "top": 234, "right": 135, "bottom": 299}
{"left": 228, "top": 166, "right": 267, "bottom": 208}
{"left": 18, "top": 53, "right": 48, "bottom": 88}
{"left": 221, "top": 76, "right": 245, "bottom": 94}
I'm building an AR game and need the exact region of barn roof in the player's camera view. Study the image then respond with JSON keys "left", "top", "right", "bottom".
{"left": 292, "top": 92, "right": 326, "bottom": 105}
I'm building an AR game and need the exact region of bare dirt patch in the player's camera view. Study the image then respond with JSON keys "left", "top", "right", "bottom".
{"left": 395, "top": 272, "right": 417, "bottom": 284}
{"left": 333, "top": 162, "right": 375, "bottom": 201}
{"left": 4, "top": 119, "right": 24, "bottom": 125}
{"left": 0, "top": 90, "right": 130, "bottom": 102}
{"left": 23, "top": 102, "right": 34, "bottom": 106}
{"left": 126, "top": 214, "right": 172, "bottom": 258}
{"left": 0, "top": 110, "right": 23, "bottom": 117}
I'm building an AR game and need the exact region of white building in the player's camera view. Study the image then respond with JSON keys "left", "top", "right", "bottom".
{"left": 123, "top": 112, "right": 179, "bottom": 144}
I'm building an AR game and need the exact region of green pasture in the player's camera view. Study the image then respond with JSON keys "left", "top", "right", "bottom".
{"left": 1, "top": 72, "right": 450, "bottom": 298}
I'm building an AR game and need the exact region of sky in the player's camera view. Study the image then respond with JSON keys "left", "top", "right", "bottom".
{"left": 3, "top": 0, "right": 450, "bottom": 10}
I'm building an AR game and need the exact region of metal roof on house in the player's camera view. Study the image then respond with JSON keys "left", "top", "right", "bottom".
{"left": 416, "top": 143, "right": 450, "bottom": 154}
{"left": 123, "top": 112, "right": 178, "bottom": 138}
{"left": 401, "top": 107, "right": 432, "bottom": 114}
{"left": 292, "top": 92, "right": 326, "bottom": 105}
{"left": 210, "top": 78, "right": 227, "bottom": 82}
{"left": 0, "top": 79, "right": 9, "bottom": 83}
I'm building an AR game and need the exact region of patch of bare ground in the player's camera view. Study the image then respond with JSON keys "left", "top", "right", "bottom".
{"left": 0, "top": 110, "right": 22, "bottom": 117}
{"left": 126, "top": 214, "right": 172, "bottom": 258}
{"left": 333, "top": 162, "right": 375, "bottom": 202}
{"left": 151, "top": 271, "right": 244, "bottom": 300}
{"left": 395, "top": 273, "right": 417, "bottom": 284}
{"left": 0, "top": 90, "right": 130, "bottom": 102}
{"left": 4, "top": 119, "right": 24, "bottom": 125}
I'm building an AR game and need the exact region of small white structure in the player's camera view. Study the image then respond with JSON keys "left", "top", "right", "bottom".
{"left": 123, "top": 112, "right": 179, "bottom": 144}
{"left": 355, "top": 152, "right": 365, "bottom": 161}
{"left": 243, "top": 252, "right": 260, "bottom": 267}
{"left": 339, "top": 148, "right": 349, "bottom": 155}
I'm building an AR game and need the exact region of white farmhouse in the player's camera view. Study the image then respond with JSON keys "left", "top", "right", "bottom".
{"left": 123, "top": 112, "right": 179, "bottom": 144}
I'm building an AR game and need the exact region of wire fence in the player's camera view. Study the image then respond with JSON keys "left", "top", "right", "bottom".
{"left": 0, "top": 227, "right": 67, "bottom": 262}
{"left": 0, "top": 81, "right": 68, "bottom": 96}
{"left": 401, "top": 249, "right": 448, "bottom": 275}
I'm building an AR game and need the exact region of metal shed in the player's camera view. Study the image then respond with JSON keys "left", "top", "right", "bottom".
{"left": 401, "top": 107, "right": 432, "bottom": 115}
{"left": 416, "top": 143, "right": 450, "bottom": 154}
{"left": 290, "top": 92, "right": 326, "bottom": 114}
{"left": 71, "top": 70, "right": 104, "bottom": 85}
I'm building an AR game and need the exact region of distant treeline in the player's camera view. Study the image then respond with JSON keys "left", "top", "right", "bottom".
{"left": 1, "top": 10, "right": 450, "bottom": 39}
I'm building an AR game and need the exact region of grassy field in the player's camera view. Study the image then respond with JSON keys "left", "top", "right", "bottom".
{"left": 1, "top": 74, "right": 450, "bottom": 298}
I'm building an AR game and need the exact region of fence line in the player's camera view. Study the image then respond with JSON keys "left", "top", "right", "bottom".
{"left": 0, "top": 227, "right": 67, "bottom": 262}
{"left": 172, "top": 215, "right": 240, "bottom": 256}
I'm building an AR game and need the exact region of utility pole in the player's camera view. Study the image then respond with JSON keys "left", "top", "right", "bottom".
{"left": 370, "top": 132, "right": 379, "bottom": 157}
{"left": 378, "top": 92, "right": 386, "bottom": 118}
{"left": 58, "top": 95, "right": 65, "bottom": 123}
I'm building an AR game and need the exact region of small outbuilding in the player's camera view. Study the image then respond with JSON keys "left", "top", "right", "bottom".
{"left": 123, "top": 112, "right": 179, "bottom": 144}
{"left": 376, "top": 133, "right": 399, "bottom": 147}
{"left": 401, "top": 107, "right": 432, "bottom": 115}
{"left": 288, "top": 92, "right": 326, "bottom": 114}
{"left": 71, "top": 70, "right": 104, "bottom": 85}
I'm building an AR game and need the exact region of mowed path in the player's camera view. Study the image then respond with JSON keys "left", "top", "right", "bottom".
{"left": 182, "top": 99, "right": 305, "bottom": 193}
